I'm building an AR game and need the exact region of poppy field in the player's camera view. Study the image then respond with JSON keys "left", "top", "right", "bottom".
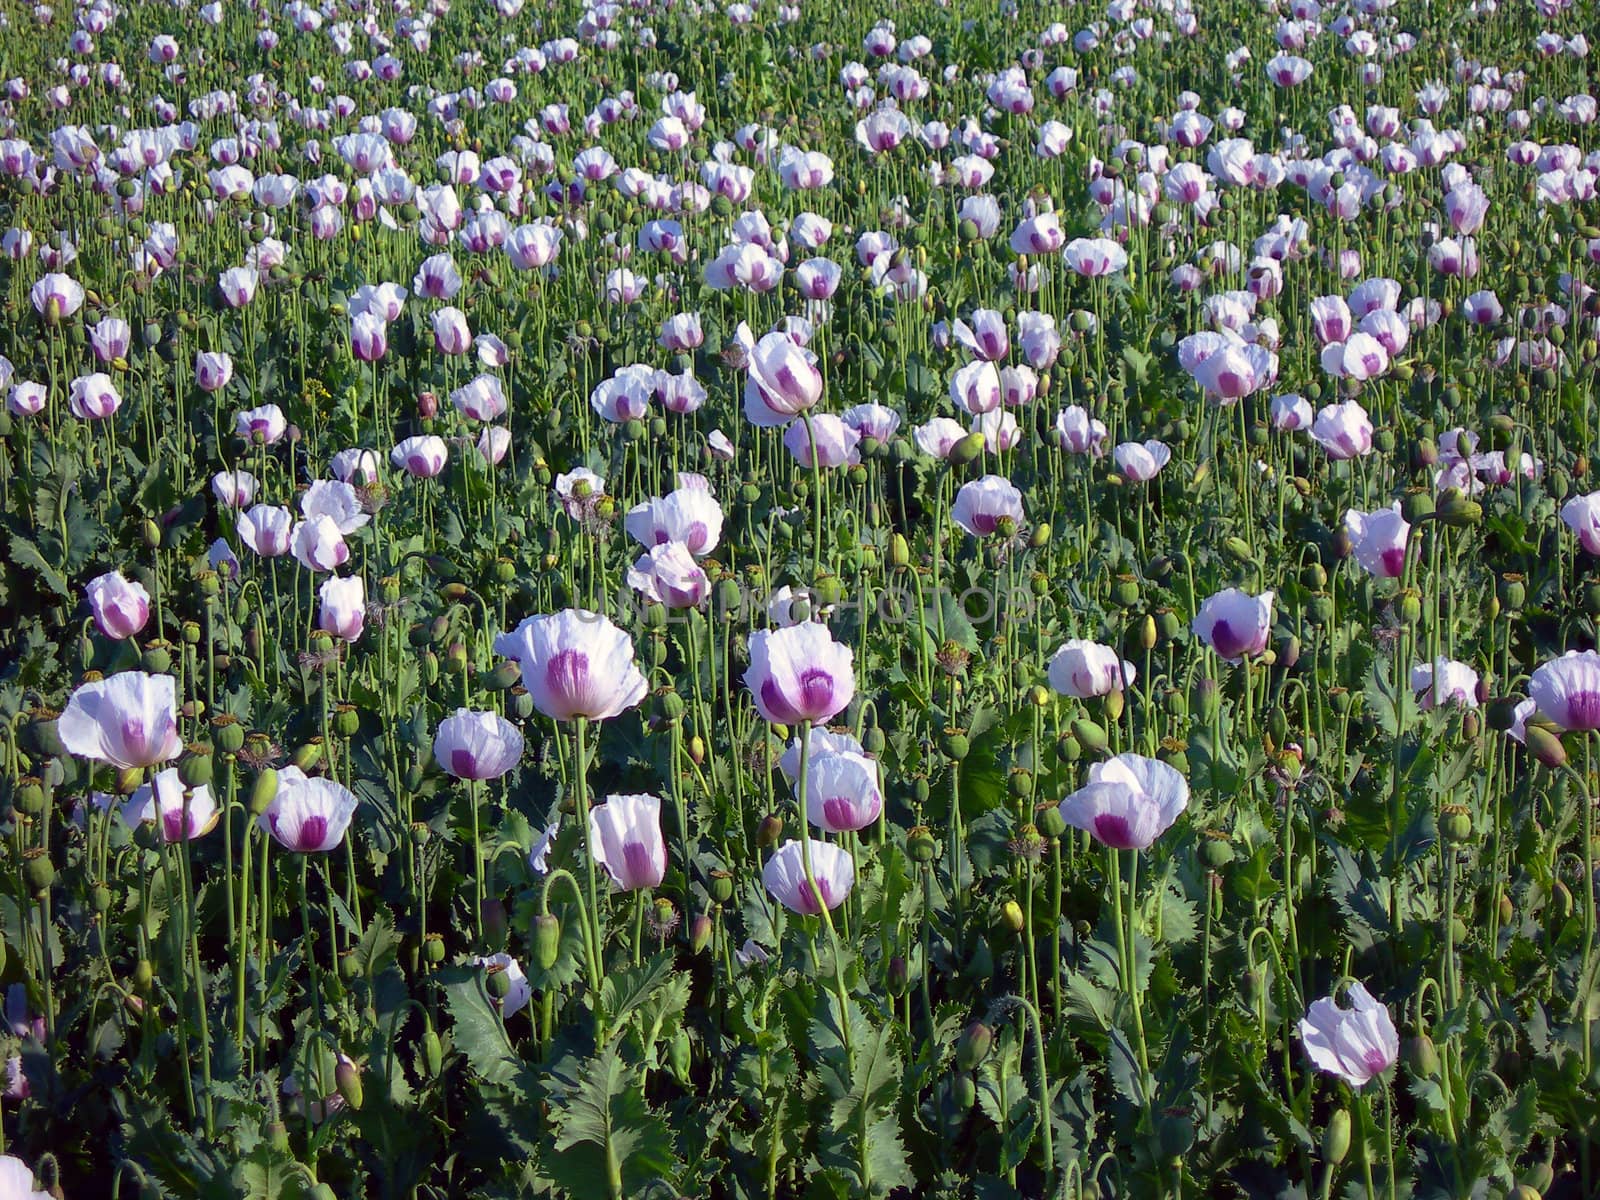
{"left": 1, "top": 0, "right": 1599, "bottom": 1193}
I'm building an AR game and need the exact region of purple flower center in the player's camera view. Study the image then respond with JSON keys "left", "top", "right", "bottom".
{"left": 822, "top": 796, "right": 856, "bottom": 830}
{"left": 450, "top": 748, "right": 480, "bottom": 779}
{"left": 1565, "top": 689, "right": 1600, "bottom": 730}
{"left": 1092, "top": 813, "right": 1141, "bottom": 850}
{"left": 621, "top": 841, "right": 654, "bottom": 887}
{"left": 545, "top": 649, "right": 590, "bottom": 711}
{"left": 1379, "top": 546, "right": 1406, "bottom": 576}
{"left": 162, "top": 810, "right": 188, "bottom": 842}
{"left": 121, "top": 717, "right": 148, "bottom": 759}
{"left": 1361, "top": 1047, "right": 1390, "bottom": 1074}
{"left": 296, "top": 815, "right": 328, "bottom": 852}
{"left": 1209, "top": 618, "right": 1249, "bottom": 660}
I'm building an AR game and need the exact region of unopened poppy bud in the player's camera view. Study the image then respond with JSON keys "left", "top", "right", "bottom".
{"left": 484, "top": 660, "right": 521, "bottom": 691}
{"left": 952, "top": 1069, "right": 977, "bottom": 1111}
{"left": 133, "top": 958, "right": 154, "bottom": 994}
{"left": 250, "top": 768, "right": 279, "bottom": 815}
{"left": 291, "top": 742, "right": 324, "bottom": 772}
{"left": 1001, "top": 900, "right": 1024, "bottom": 933}
{"left": 1072, "top": 718, "right": 1109, "bottom": 755}
{"left": 422, "top": 1025, "right": 444, "bottom": 1076}
{"left": 956, "top": 1021, "right": 993, "bottom": 1070}
{"left": 948, "top": 432, "right": 986, "bottom": 467}
{"left": 1396, "top": 589, "right": 1423, "bottom": 626}
{"left": 335, "top": 1058, "right": 364, "bottom": 1111}
{"left": 1104, "top": 686, "right": 1125, "bottom": 723}
{"left": 1524, "top": 724, "right": 1567, "bottom": 768}
{"left": 1056, "top": 732, "right": 1082, "bottom": 763}
{"left": 1406, "top": 1034, "right": 1439, "bottom": 1078}
{"left": 757, "top": 813, "right": 783, "bottom": 848}
{"left": 687, "top": 734, "right": 705, "bottom": 764}
{"left": 889, "top": 533, "right": 911, "bottom": 570}
{"left": 689, "top": 912, "right": 713, "bottom": 954}
{"left": 142, "top": 518, "right": 162, "bottom": 549}
{"left": 1322, "top": 1109, "right": 1351, "bottom": 1165}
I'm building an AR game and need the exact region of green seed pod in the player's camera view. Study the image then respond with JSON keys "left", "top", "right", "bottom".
{"left": 1322, "top": 1109, "right": 1351, "bottom": 1165}
{"left": 1007, "top": 769, "right": 1034, "bottom": 799}
{"left": 862, "top": 724, "right": 886, "bottom": 755}
{"left": 1111, "top": 576, "right": 1140, "bottom": 608}
{"left": 1056, "top": 732, "right": 1082, "bottom": 764}
{"left": 1157, "top": 1113, "right": 1195, "bottom": 1159}
{"left": 179, "top": 745, "right": 214, "bottom": 787}
{"left": 907, "top": 825, "right": 938, "bottom": 863}
{"left": 423, "top": 932, "right": 446, "bottom": 964}
{"left": 23, "top": 851, "right": 55, "bottom": 896}
{"left": 939, "top": 728, "right": 970, "bottom": 761}
{"left": 13, "top": 777, "right": 45, "bottom": 817}
{"left": 214, "top": 716, "right": 246, "bottom": 754}
{"left": 1440, "top": 803, "right": 1473, "bottom": 843}
{"left": 141, "top": 644, "right": 173, "bottom": 673}
{"left": 709, "top": 870, "right": 734, "bottom": 904}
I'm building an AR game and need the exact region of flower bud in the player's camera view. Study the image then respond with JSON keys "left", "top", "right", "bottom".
{"left": 335, "top": 1058, "right": 364, "bottom": 1111}
{"left": 1322, "top": 1109, "right": 1351, "bottom": 1165}
{"left": 689, "top": 912, "right": 713, "bottom": 954}
{"left": 757, "top": 813, "right": 783, "bottom": 848}
{"left": 1001, "top": 900, "right": 1024, "bottom": 933}
{"left": 250, "top": 768, "right": 279, "bottom": 815}
{"left": 955, "top": 1021, "right": 993, "bottom": 1070}
{"left": 887, "top": 955, "right": 909, "bottom": 996}
{"left": 1071, "top": 718, "right": 1109, "bottom": 755}
{"left": 1524, "top": 724, "right": 1567, "bottom": 768}
{"left": 1406, "top": 1034, "right": 1439, "bottom": 1078}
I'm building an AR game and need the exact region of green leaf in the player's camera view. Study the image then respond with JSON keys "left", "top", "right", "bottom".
{"left": 440, "top": 966, "right": 521, "bottom": 1086}
{"left": 8, "top": 535, "right": 70, "bottom": 597}
{"left": 600, "top": 952, "right": 677, "bottom": 1037}
{"left": 545, "top": 1041, "right": 677, "bottom": 1197}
